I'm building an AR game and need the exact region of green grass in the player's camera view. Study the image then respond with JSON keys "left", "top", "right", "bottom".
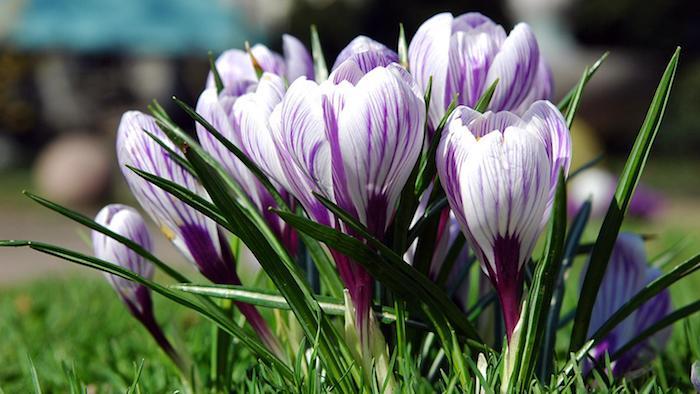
{"left": 0, "top": 276, "right": 267, "bottom": 393}
{"left": 2, "top": 256, "right": 700, "bottom": 392}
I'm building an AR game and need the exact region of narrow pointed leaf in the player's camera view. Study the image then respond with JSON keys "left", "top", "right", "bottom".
{"left": 22, "top": 191, "right": 188, "bottom": 283}
{"left": 512, "top": 171, "right": 567, "bottom": 389}
{"left": 172, "top": 96, "right": 344, "bottom": 297}
{"left": 398, "top": 23, "right": 408, "bottom": 69}
{"left": 569, "top": 48, "right": 680, "bottom": 352}
{"left": 474, "top": 79, "right": 498, "bottom": 113}
{"left": 274, "top": 206, "right": 484, "bottom": 345}
{"left": 310, "top": 25, "right": 328, "bottom": 83}
{"left": 208, "top": 51, "right": 225, "bottom": 94}
{"left": 172, "top": 283, "right": 429, "bottom": 329}
{"left": 539, "top": 200, "right": 592, "bottom": 379}
{"left": 564, "top": 67, "right": 589, "bottom": 128}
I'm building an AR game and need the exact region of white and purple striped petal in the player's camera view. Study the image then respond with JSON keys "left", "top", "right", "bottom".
{"left": 331, "top": 65, "right": 424, "bottom": 235}
{"left": 244, "top": 63, "right": 425, "bottom": 341}
{"left": 116, "top": 111, "right": 238, "bottom": 284}
{"left": 196, "top": 74, "right": 298, "bottom": 253}
{"left": 408, "top": 12, "right": 452, "bottom": 131}
{"left": 586, "top": 233, "right": 671, "bottom": 375}
{"left": 484, "top": 24, "right": 540, "bottom": 112}
{"left": 117, "top": 111, "right": 283, "bottom": 354}
{"left": 93, "top": 204, "right": 154, "bottom": 317}
{"left": 409, "top": 12, "right": 551, "bottom": 131}
{"left": 436, "top": 102, "right": 568, "bottom": 340}
{"left": 332, "top": 36, "right": 399, "bottom": 71}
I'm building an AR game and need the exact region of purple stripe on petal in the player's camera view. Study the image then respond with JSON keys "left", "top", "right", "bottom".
{"left": 332, "top": 35, "right": 398, "bottom": 71}
{"left": 408, "top": 12, "right": 453, "bottom": 130}
{"left": 485, "top": 23, "right": 540, "bottom": 112}
{"left": 585, "top": 233, "right": 671, "bottom": 376}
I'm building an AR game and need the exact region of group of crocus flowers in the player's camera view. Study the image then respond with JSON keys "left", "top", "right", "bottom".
{"left": 92, "top": 11, "right": 670, "bottom": 380}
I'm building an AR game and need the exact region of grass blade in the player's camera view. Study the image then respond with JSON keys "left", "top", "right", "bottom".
{"left": 569, "top": 47, "right": 680, "bottom": 353}
{"left": 183, "top": 150, "right": 356, "bottom": 392}
{"left": 0, "top": 240, "right": 291, "bottom": 380}
{"left": 539, "top": 200, "right": 592, "bottom": 380}
{"left": 26, "top": 355, "right": 41, "bottom": 394}
{"left": 274, "top": 207, "right": 484, "bottom": 345}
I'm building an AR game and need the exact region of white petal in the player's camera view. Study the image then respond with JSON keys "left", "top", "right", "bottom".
{"left": 485, "top": 23, "right": 540, "bottom": 112}
{"left": 522, "top": 100, "right": 571, "bottom": 184}
{"left": 445, "top": 28, "right": 503, "bottom": 107}
{"left": 274, "top": 78, "right": 334, "bottom": 224}
{"left": 458, "top": 128, "right": 550, "bottom": 273}
{"left": 334, "top": 67, "right": 425, "bottom": 234}
{"left": 408, "top": 12, "right": 453, "bottom": 129}
{"left": 283, "top": 34, "right": 314, "bottom": 82}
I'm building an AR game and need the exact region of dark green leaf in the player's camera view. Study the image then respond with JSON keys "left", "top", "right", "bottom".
{"left": 23, "top": 191, "right": 188, "bottom": 283}
{"left": 563, "top": 67, "right": 588, "bottom": 128}
{"left": 474, "top": 79, "right": 498, "bottom": 113}
{"left": 512, "top": 171, "right": 567, "bottom": 389}
{"left": 208, "top": 51, "right": 224, "bottom": 94}
{"left": 539, "top": 200, "right": 591, "bottom": 380}
{"left": 569, "top": 48, "right": 680, "bottom": 353}
{"left": 273, "top": 206, "right": 485, "bottom": 346}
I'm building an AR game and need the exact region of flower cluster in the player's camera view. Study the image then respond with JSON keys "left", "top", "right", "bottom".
{"left": 85, "top": 11, "right": 676, "bottom": 386}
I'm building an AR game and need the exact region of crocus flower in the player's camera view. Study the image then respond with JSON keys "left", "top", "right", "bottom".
{"left": 116, "top": 111, "right": 281, "bottom": 355}
{"left": 409, "top": 12, "right": 553, "bottom": 132}
{"left": 568, "top": 168, "right": 664, "bottom": 219}
{"left": 586, "top": 233, "right": 671, "bottom": 375}
{"left": 436, "top": 101, "right": 571, "bottom": 340}
{"left": 332, "top": 36, "right": 399, "bottom": 71}
{"left": 196, "top": 73, "right": 298, "bottom": 254}
{"left": 93, "top": 204, "right": 184, "bottom": 370}
{"left": 207, "top": 34, "right": 313, "bottom": 90}
{"left": 235, "top": 58, "right": 424, "bottom": 380}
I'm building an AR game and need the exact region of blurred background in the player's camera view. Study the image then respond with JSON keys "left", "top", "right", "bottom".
{"left": 0, "top": 0, "right": 699, "bottom": 284}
